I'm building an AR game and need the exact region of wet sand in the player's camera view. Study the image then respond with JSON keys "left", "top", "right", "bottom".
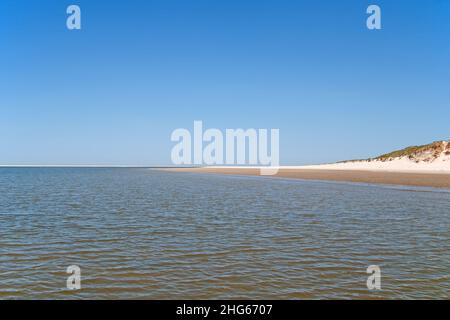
{"left": 166, "top": 167, "right": 450, "bottom": 188}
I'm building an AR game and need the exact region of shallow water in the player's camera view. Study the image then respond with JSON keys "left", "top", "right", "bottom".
{"left": 0, "top": 168, "right": 449, "bottom": 299}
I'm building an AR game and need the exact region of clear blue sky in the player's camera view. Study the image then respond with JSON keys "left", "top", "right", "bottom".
{"left": 1, "top": 0, "right": 449, "bottom": 165}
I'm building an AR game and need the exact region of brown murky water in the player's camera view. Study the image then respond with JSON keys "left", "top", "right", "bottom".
{"left": 0, "top": 168, "right": 449, "bottom": 299}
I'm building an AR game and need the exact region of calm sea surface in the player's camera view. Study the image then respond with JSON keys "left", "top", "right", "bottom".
{"left": 0, "top": 168, "right": 449, "bottom": 299}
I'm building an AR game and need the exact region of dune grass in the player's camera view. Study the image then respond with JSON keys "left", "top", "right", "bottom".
{"left": 375, "top": 141, "right": 446, "bottom": 161}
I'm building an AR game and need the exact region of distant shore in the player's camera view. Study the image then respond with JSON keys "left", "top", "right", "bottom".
{"left": 165, "top": 167, "right": 450, "bottom": 188}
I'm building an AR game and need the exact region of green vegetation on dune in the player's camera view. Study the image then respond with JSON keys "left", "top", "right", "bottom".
{"left": 340, "top": 140, "right": 449, "bottom": 163}
{"left": 375, "top": 141, "right": 448, "bottom": 161}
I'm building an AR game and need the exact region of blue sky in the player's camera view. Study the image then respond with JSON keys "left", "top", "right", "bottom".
{"left": 1, "top": 0, "right": 449, "bottom": 165}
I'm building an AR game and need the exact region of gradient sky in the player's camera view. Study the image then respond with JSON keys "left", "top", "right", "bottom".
{"left": 1, "top": 0, "right": 449, "bottom": 165}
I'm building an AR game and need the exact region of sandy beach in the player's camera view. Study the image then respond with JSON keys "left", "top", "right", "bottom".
{"left": 166, "top": 167, "right": 450, "bottom": 188}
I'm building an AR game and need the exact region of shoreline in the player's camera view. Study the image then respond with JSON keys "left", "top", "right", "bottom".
{"left": 164, "top": 167, "right": 450, "bottom": 189}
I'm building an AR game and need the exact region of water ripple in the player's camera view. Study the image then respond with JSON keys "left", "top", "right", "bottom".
{"left": 0, "top": 168, "right": 449, "bottom": 299}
